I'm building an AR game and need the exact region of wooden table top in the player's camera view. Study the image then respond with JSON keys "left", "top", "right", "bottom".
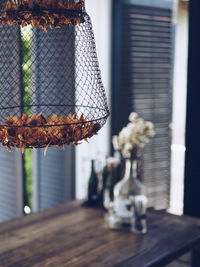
{"left": 0, "top": 201, "right": 200, "bottom": 267}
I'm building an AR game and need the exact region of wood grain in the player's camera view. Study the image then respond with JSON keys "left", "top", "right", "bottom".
{"left": 0, "top": 201, "right": 200, "bottom": 266}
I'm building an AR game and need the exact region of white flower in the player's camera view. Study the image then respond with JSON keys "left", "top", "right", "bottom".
{"left": 121, "top": 143, "right": 132, "bottom": 158}
{"left": 113, "top": 112, "right": 155, "bottom": 158}
{"left": 112, "top": 135, "right": 120, "bottom": 151}
{"left": 124, "top": 142, "right": 133, "bottom": 151}
{"left": 129, "top": 112, "right": 138, "bottom": 122}
{"left": 146, "top": 121, "right": 154, "bottom": 129}
{"left": 107, "top": 157, "right": 120, "bottom": 167}
{"left": 122, "top": 150, "right": 131, "bottom": 159}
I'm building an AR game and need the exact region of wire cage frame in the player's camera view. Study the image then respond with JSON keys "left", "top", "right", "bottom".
{"left": 0, "top": 0, "right": 110, "bottom": 152}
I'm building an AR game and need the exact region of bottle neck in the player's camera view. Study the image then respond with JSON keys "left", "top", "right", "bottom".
{"left": 124, "top": 158, "right": 137, "bottom": 180}
{"left": 91, "top": 160, "right": 95, "bottom": 174}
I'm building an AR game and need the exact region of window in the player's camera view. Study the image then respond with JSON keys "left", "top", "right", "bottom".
{"left": 0, "top": 25, "right": 75, "bottom": 221}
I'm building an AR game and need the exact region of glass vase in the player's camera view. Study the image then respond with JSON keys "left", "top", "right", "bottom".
{"left": 105, "top": 158, "right": 148, "bottom": 232}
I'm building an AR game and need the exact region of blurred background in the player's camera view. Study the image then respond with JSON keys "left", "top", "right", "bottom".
{"left": 0, "top": 0, "right": 189, "bottom": 225}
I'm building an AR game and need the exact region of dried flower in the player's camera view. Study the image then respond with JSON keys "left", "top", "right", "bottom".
{"left": 0, "top": 112, "right": 100, "bottom": 153}
{"left": 113, "top": 112, "right": 155, "bottom": 159}
{"left": 128, "top": 112, "right": 138, "bottom": 122}
{"left": 1, "top": 0, "right": 85, "bottom": 31}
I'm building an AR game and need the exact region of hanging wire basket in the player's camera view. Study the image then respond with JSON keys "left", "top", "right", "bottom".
{"left": 0, "top": 0, "right": 110, "bottom": 152}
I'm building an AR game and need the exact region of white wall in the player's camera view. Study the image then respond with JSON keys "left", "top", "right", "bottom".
{"left": 169, "top": 1, "right": 188, "bottom": 215}
{"left": 75, "top": 0, "right": 112, "bottom": 199}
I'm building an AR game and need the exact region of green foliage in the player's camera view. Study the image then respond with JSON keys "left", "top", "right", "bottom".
{"left": 21, "top": 27, "right": 33, "bottom": 210}
{"left": 21, "top": 27, "right": 32, "bottom": 115}
{"left": 24, "top": 149, "right": 32, "bottom": 208}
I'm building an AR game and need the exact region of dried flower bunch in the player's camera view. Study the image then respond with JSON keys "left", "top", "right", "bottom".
{"left": 112, "top": 112, "right": 155, "bottom": 159}
{"left": 0, "top": 0, "right": 85, "bottom": 31}
{"left": 0, "top": 112, "right": 100, "bottom": 153}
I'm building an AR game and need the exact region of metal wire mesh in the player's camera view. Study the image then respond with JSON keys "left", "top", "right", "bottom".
{"left": 0, "top": 0, "right": 110, "bottom": 151}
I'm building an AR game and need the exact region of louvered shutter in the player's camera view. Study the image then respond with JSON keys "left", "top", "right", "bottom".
{"left": 112, "top": 0, "right": 173, "bottom": 209}
{"left": 0, "top": 25, "right": 23, "bottom": 221}
{"left": 32, "top": 28, "right": 75, "bottom": 211}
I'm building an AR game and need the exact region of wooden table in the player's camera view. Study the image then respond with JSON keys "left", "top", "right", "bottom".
{"left": 0, "top": 201, "right": 200, "bottom": 267}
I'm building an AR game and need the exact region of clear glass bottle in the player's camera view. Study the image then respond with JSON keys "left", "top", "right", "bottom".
{"left": 103, "top": 161, "right": 115, "bottom": 210}
{"left": 103, "top": 155, "right": 123, "bottom": 210}
{"left": 113, "top": 158, "right": 145, "bottom": 224}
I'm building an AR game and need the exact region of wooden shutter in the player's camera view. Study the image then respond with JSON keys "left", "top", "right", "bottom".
{"left": 32, "top": 27, "right": 75, "bottom": 211}
{"left": 0, "top": 25, "right": 23, "bottom": 222}
{"left": 112, "top": 0, "right": 173, "bottom": 209}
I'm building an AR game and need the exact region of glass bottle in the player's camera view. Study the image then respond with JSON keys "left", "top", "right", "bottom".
{"left": 98, "top": 158, "right": 109, "bottom": 207}
{"left": 102, "top": 161, "right": 109, "bottom": 191}
{"left": 103, "top": 162, "right": 115, "bottom": 210}
{"left": 113, "top": 149, "right": 125, "bottom": 184}
{"left": 87, "top": 160, "right": 99, "bottom": 204}
{"left": 113, "top": 158, "right": 145, "bottom": 224}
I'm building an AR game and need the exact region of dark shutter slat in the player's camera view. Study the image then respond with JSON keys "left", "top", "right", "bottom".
{"left": 131, "top": 56, "right": 170, "bottom": 64}
{"left": 127, "top": 18, "right": 172, "bottom": 27}
{"left": 125, "top": 35, "right": 171, "bottom": 43}
{"left": 127, "top": 24, "right": 172, "bottom": 33}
